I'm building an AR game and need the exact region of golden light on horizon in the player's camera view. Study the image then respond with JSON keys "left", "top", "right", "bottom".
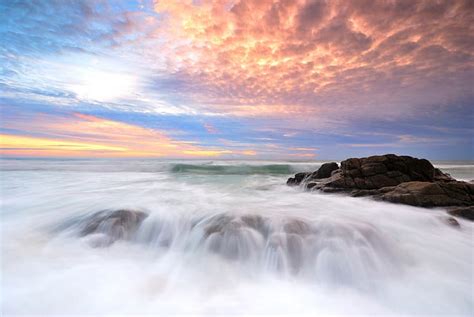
{"left": 0, "top": 134, "right": 127, "bottom": 155}
{"left": 0, "top": 114, "right": 259, "bottom": 158}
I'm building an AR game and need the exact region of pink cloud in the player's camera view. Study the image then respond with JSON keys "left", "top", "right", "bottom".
{"left": 144, "top": 0, "right": 473, "bottom": 119}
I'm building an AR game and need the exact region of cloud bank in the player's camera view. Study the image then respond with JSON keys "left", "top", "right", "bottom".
{"left": 0, "top": 0, "right": 472, "bottom": 159}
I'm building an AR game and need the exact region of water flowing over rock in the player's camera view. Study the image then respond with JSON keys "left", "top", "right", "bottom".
{"left": 287, "top": 154, "right": 474, "bottom": 221}
{"left": 57, "top": 210, "right": 404, "bottom": 280}
{"left": 287, "top": 162, "right": 339, "bottom": 186}
{"left": 61, "top": 209, "right": 149, "bottom": 247}
{"left": 4, "top": 158, "right": 473, "bottom": 315}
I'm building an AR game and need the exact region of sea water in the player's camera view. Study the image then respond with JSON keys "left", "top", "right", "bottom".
{"left": 1, "top": 159, "right": 473, "bottom": 316}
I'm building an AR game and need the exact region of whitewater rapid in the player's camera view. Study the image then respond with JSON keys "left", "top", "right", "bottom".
{"left": 1, "top": 159, "right": 473, "bottom": 316}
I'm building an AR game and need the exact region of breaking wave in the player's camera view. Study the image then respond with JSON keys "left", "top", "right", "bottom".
{"left": 170, "top": 163, "right": 296, "bottom": 175}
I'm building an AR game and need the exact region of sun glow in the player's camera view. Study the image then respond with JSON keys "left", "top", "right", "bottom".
{"left": 71, "top": 70, "right": 137, "bottom": 102}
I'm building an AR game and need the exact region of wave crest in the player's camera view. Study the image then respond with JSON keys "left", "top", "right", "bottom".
{"left": 170, "top": 163, "right": 295, "bottom": 175}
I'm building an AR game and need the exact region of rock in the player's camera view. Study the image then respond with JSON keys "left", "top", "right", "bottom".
{"left": 444, "top": 217, "right": 460, "bottom": 228}
{"left": 240, "top": 214, "right": 265, "bottom": 232}
{"left": 203, "top": 214, "right": 235, "bottom": 237}
{"left": 350, "top": 189, "right": 381, "bottom": 197}
{"left": 288, "top": 154, "right": 457, "bottom": 191}
{"left": 434, "top": 168, "right": 455, "bottom": 182}
{"left": 335, "top": 154, "right": 439, "bottom": 190}
{"left": 287, "top": 172, "right": 310, "bottom": 186}
{"left": 79, "top": 209, "right": 148, "bottom": 246}
{"left": 447, "top": 206, "right": 474, "bottom": 221}
{"left": 287, "top": 163, "right": 339, "bottom": 186}
{"left": 283, "top": 218, "right": 312, "bottom": 235}
{"left": 287, "top": 154, "right": 474, "bottom": 221}
{"left": 379, "top": 181, "right": 473, "bottom": 207}
{"left": 307, "top": 182, "right": 318, "bottom": 190}
{"left": 200, "top": 214, "right": 267, "bottom": 261}
{"left": 310, "top": 162, "right": 339, "bottom": 179}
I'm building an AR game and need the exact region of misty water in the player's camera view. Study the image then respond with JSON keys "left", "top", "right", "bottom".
{"left": 1, "top": 159, "right": 473, "bottom": 316}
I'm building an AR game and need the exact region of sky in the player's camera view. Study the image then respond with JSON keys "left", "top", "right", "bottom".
{"left": 0, "top": 0, "right": 473, "bottom": 160}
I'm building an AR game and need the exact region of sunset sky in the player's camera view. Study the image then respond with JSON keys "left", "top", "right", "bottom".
{"left": 1, "top": 0, "right": 473, "bottom": 159}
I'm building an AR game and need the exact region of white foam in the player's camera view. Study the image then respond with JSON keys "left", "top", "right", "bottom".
{"left": 1, "top": 159, "right": 473, "bottom": 316}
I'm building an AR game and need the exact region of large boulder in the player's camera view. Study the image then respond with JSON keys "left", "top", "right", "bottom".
{"left": 291, "top": 154, "right": 455, "bottom": 191}
{"left": 329, "top": 154, "right": 439, "bottom": 190}
{"left": 287, "top": 154, "right": 474, "bottom": 221}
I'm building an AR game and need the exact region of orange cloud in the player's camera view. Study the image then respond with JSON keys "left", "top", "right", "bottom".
{"left": 289, "top": 153, "right": 317, "bottom": 158}
{"left": 149, "top": 0, "right": 473, "bottom": 118}
{"left": 240, "top": 150, "right": 257, "bottom": 156}
{"left": 289, "top": 147, "right": 318, "bottom": 151}
{"left": 0, "top": 113, "right": 241, "bottom": 158}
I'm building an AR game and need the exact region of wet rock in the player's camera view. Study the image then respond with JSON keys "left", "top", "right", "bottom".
{"left": 310, "top": 162, "right": 339, "bottom": 179}
{"left": 240, "top": 214, "right": 267, "bottom": 235}
{"left": 201, "top": 214, "right": 266, "bottom": 260}
{"left": 380, "top": 182, "right": 458, "bottom": 206}
{"left": 307, "top": 182, "right": 318, "bottom": 190}
{"left": 434, "top": 168, "right": 455, "bottom": 182}
{"left": 327, "top": 154, "right": 440, "bottom": 190}
{"left": 287, "top": 163, "right": 339, "bottom": 186}
{"left": 287, "top": 154, "right": 474, "bottom": 221}
{"left": 447, "top": 206, "right": 474, "bottom": 221}
{"left": 203, "top": 215, "right": 235, "bottom": 237}
{"left": 79, "top": 209, "right": 148, "bottom": 245}
{"left": 283, "top": 218, "right": 312, "bottom": 235}
{"left": 445, "top": 217, "right": 460, "bottom": 228}
{"left": 287, "top": 172, "right": 310, "bottom": 186}
{"left": 350, "top": 189, "right": 381, "bottom": 197}
{"left": 381, "top": 181, "right": 474, "bottom": 207}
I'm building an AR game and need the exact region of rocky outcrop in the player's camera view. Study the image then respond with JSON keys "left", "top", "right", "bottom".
{"left": 315, "top": 155, "right": 451, "bottom": 190}
{"left": 287, "top": 154, "right": 474, "bottom": 221}
{"left": 378, "top": 181, "right": 474, "bottom": 207}
{"left": 311, "top": 162, "right": 339, "bottom": 179}
{"left": 72, "top": 209, "right": 148, "bottom": 247}
{"left": 287, "top": 162, "right": 339, "bottom": 186}
{"left": 287, "top": 172, "right": 310, "bottom": 186}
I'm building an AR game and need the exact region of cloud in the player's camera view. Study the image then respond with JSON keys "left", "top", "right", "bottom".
{"left": 203, "top": 122, "right": 218, "bottom": 134}
{"left": 0, "top": 112, "right": 243, "bottom": 158}
{"left": 146, "top": 0, "right": 473, "bottom": 119}
{"left": 0, "top": 0, "right": 472, "bottom": 159}
{"left": 3, "top": 0, "right": 472, "bottom": 122}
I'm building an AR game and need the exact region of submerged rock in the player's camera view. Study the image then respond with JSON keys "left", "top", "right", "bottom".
{"left": 78, "top": 209, "right": 148, "bottom": 246}
{"left": 287, "top": 154, "right": 474, "bottom": 221}
{"left": 444, "top": 217, "right": 461, "bottom": 228}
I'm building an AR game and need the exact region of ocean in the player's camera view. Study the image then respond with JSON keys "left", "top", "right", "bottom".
{"left": 1, "top": 159, "right": 473, "bottom": 316}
